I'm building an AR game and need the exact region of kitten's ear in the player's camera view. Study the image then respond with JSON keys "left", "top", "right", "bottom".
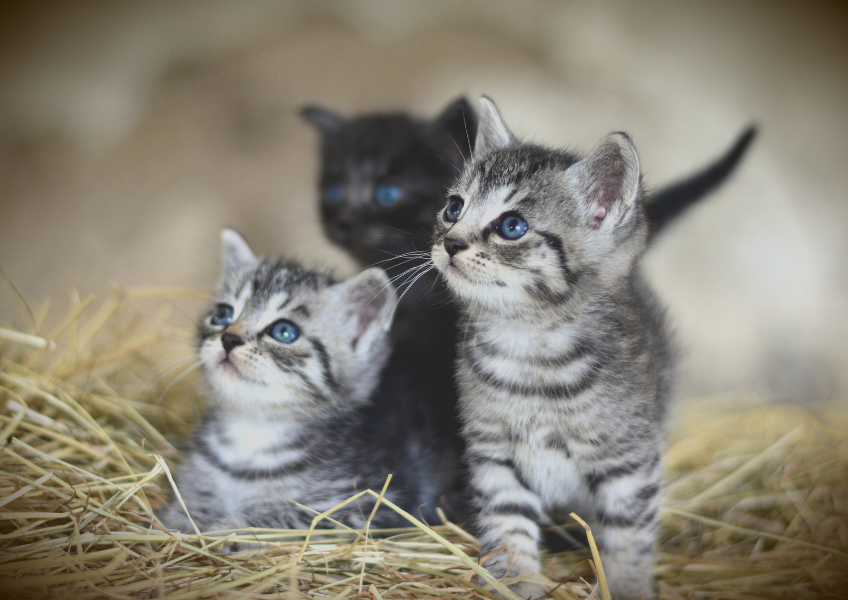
{"left": 220, "top": 228, "right": 257, "bottom": 276}
{"left": 300, "top": 104, "right": 345, "bottom": 134}
{"left": 336, "top": 268, "right": 397, "bottom": 355}
{"left": 569, "top": 132, "right": 642, "bottom": 229}
{"left": 434, "top": 97, "right": 478, "bottom": 158}
{"left": 474, "top": 96, "right": 516, "bottom": 156}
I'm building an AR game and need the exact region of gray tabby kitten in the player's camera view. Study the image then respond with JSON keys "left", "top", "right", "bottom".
{"left": 161, "top": 229, "right": 452, "bottom": 535}
{"left": 430, "top": 98, "right": 673, "bottom": 600}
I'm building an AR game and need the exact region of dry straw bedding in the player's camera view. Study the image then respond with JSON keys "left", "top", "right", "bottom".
{"left": 0, "top": 289, "right": 846, "bottom": 600}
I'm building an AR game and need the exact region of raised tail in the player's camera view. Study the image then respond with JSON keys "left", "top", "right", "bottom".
{"left": 646, "top": 125, "right": 757, "bottom": 241}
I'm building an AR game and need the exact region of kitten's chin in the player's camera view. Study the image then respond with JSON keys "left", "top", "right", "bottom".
{"left": 433, "top": 251, "right": 506, "bottom": 309}
{"left": 203, "top": 363, "right": 310, "bottom": 414}
{"left": 218, "top": 359, "right": 246, "bottom": 379}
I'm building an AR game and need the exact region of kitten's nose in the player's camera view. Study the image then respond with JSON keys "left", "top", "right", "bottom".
{"left": 221, "top": 333, "right": 245, "bottom": 356}
{"left": 444, "top": 237, "right": 468, "bottom": 257}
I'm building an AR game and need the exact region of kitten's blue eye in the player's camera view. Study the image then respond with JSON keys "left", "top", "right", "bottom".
{"left": 211, "top": 304, "right": 234, "bottom": 326}
{"left": 444, "top": 197, "right": 464, "bottom": 222}
{"left": 325, "top": 185, "right": 344, "bottom": 207}
{"left": 374, "top": 184, "right": 403, "bottom": 207}
{"left": 497, "top": 214, "right": 528, "bottom": 240}
{"left": 267, "top": 320, "right": 299, "bottom": 344}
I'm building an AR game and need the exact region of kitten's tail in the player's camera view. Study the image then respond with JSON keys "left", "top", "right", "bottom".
{"left": 646, "top": 125, "right": 757, "bottom": 241}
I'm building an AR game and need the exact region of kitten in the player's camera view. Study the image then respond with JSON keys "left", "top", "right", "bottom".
{"left": 430, "top": 98, "right": 673, "bottom": 600}
{"left": 160, "top": 230, "right": 455, "bottom": 536}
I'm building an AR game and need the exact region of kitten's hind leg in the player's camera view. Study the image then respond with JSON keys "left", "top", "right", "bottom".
{"left": 467, "top": 442, "right": 546, "bottom": 599}
{"left": 589, "top": 460, "right": 662, "bottom": 600}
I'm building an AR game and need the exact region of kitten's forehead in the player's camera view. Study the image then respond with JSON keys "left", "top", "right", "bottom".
{"left": 218, "top": 261, "right": 333, "bottom": 316}
{"left": 461, "top": 181, "right": 520, "bottom": 225}
{"left": 451, "top": 145, "right": 580, "bottom": 224}
{"left": 464, "top": 145, "right": 578, "bottom": 194}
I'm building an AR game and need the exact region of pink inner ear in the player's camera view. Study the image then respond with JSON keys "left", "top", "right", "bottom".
{"left": 350, "top": 290, "right": 385, "bottom": 349}
{"left": 589, "top": 160, "right": 627, "bottom": 228}
{"left": 592, "top": 206, "right": 608, "bottom": 229}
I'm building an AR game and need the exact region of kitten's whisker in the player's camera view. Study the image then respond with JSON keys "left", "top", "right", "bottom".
{"left": 379, "top": 253, "right": 431, "bottom": 266}
{"left": 390, "top": 265, "right": 434, "bottom": 293}
{"left": 394, "top": 265, "right": 435, "bottom": 309}
{"left": 366, "top": 251, "right": 431, "bottom": 268}
{"left": 371, "top": 257, "right": 426, "bottom": 274}
{"left": 385, "top": 262, "right": 433, "bottom": 287}
{"left": 141, "top": 353, "right": 196, "bottom": 378}
{"left": 421, "top": 272, "right": 445, "bottom": 307}
{"left": 143, "top": 358, "right": 197, "bottom": 387}
{"left": 141, "top": 355, "right": 200, "bottom": 392}
{"left": 381, "top": 225, "right": 420, "bottom": 237}
{"left": 156, "top": 360, "right": 203, "bottom": 406}
{"left": 423, "top": 148, "right": 464, "bottom": 176}
{"left": 459, "top": 105, "right": 473, "bottom": 165}
{"left": 366, "top": 262, "right": 432, "bottom": 306}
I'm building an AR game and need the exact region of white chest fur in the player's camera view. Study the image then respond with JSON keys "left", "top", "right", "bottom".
{"left": 212, "top": 417, "right": 304, "bottom": 470}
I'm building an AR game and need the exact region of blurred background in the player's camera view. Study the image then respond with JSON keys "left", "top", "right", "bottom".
{"left": 1, "top": 0, "right": 846, "bottom": 403}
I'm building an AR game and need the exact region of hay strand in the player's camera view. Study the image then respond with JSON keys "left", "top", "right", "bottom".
{"left": 569, "top": 513, "right": 610, "bottom": 600}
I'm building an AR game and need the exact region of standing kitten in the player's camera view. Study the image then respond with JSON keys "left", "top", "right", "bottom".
{"left": 161, "top": 230, "right": 454, "bottom": 534}
{"left": 431, "top": 98, "right": 672, "bottom": 600}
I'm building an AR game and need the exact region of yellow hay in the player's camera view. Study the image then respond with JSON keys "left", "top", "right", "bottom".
{"left": 0, "top": 289, "right": 846, "bottom": 599}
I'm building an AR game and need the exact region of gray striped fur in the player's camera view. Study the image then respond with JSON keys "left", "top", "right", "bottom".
{"left": 430, "top": 98, "right": 674, "bottom": 600}
{"left": 160, "top": 230, "right": 454, "bottom": 540}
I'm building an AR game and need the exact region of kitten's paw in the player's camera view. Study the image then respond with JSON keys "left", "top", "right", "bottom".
{"left": 607, "top": 583, "right": 656, "bottom": 600}
{"left": 508, "top": 581, "right": 546, "bottom": 600}
{"left": 474, "top": 576, "right": 545, "bottom": 600}
{"left": 158, "top": 504, "right": 193, "bottom": 533}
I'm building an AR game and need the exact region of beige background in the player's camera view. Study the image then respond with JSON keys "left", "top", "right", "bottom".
{"left": 1, "top": 0, "right": 846, "bottom": 402}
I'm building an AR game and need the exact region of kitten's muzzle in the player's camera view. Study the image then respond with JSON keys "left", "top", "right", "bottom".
{"left": 444, "top": 237, "right": 469, "bottom": 257}
{"left": 221, "top": 333, "right": 245, "bottom": 356}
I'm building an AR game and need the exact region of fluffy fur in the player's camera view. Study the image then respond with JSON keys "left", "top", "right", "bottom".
{"left": 160, "top": 230, "right": 455, "bottom": 537}
{"left": 431, "top": 98, "right": 673, "bottom": 600}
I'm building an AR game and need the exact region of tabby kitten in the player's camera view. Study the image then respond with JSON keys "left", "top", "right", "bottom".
{"left": 431, "top": 98, "right": 673, "bottom": 600}
{"left": 160, "top": 230, "right": 454, "bottom": 535}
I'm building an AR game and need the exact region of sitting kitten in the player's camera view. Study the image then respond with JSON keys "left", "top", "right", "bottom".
{"left": 160, "top": 230, "right": 455, "bottom": 535}
{"left": 430, "top": 98, "right": 673, "bottom": 600}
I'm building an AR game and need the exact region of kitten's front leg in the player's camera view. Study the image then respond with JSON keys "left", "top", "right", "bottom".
{"left": 590, "top": 461, "right": 662, "bottom": 600}
{"left": 467, "top": 441, "right": 546, "bottom": 599}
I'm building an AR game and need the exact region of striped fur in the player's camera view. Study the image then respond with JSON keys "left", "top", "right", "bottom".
{"left": 160, "top": 230, "right": 456, "bottom": 540}
{"left": 430, "top": 98, "right": 674, "bottom": 600}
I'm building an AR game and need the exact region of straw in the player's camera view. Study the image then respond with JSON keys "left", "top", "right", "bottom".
{"left": 0, "top": 288, "right": 845, "bottom": 599}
